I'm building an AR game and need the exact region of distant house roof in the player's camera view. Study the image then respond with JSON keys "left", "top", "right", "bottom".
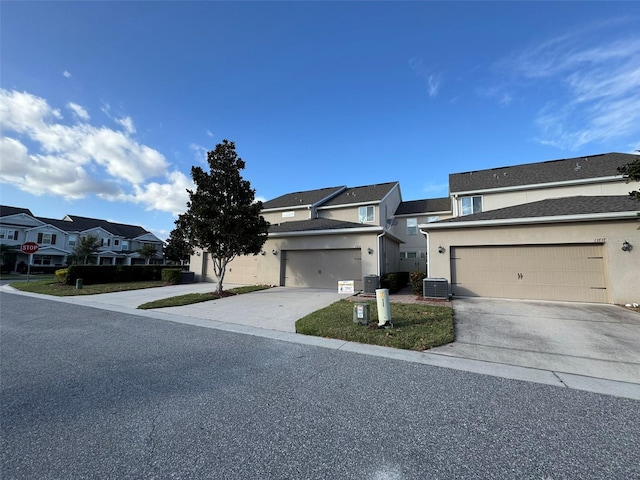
{"left": 395, "top": 197, "right": 451, "bottom": 216}
{"left": 320, "top": 182, "right": 399, "bottom": 207}
{"left": 269, "top": 218, "right": 376, "bottom": 234}
{"left": 46, "top": 215, "right": 152, "bottom": 239}
{"left": 428, "top": 196, "right": 639, "bottom": 226}
{"left": 449, "top": 152, "right": 637, "bottom": 193}
{"left": 0, "top": 205, "right": 34, "bottom": 217}
{"left": 262, "top": 186, "right": 345, "bottom": 210}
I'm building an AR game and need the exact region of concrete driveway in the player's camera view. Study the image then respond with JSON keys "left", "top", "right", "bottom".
{"left": 430, "top": 297, "right": 640, "bottom": 385}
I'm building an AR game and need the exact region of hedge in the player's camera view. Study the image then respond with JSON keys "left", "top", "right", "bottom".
{"left": 409, "top": 271, "right": 427, "bottom": 295}
{"left": 161, "top": 268, "right": 182, "bottom": 285}
{"left": 64, "top": 265, "right": 165, "bottom": 285}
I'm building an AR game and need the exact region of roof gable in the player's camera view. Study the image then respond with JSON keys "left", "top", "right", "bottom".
{"left": 320, "top": 182, "right": 399, "bottom": 207}
{"left": 262, "top": 186, "right": 345, "bottom": 210}
{"left": 449, "top": 152, "right": 637, "bottom": 193}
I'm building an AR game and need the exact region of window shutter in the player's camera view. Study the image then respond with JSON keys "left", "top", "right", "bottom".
{"left": 37, "top": 233, "right": 43, "bottom": 243}
{"left": 52, "top": 234, "right": 57, "bottom": 244}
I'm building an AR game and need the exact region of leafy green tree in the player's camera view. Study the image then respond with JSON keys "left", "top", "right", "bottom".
{"left": 177, "top": 140, "right": 269, "bottom": 294}
{"left": 617, "top": 154, "right": 640, "bottom": 202}
{"left": 70, "top": 233, "right": 101, "bottom": 265}
{"left": 163, "top": 224, "right": 193, "bottom": 264}
{"left": 0, "top": 244, "right": 19, "bottom": 272}
{"left": 137, "top": 243, "right": 159, "bottom": 265}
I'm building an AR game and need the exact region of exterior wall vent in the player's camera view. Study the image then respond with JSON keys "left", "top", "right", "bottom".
{"left": 423, "top": 278, "right": 449, "bottom": 299}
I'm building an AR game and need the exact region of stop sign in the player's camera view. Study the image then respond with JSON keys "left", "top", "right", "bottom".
{"left": 21, "top": 242, "right": 40, "bottom": 254}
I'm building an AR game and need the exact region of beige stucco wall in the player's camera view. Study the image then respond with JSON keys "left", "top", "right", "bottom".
{"left": 318, "top": 205, "right": 377, "bottom": 224}
{"left": 456, "top": 180, "right": 638, "bottom": 214}
{"left": 424, "top": 219, "right": 640, "bottom": 304}
{"left": 190, "top": 231, "right": 385, "bottom": 286}
{"left": 261, "top": 208, "right": 309, "bottom": 225}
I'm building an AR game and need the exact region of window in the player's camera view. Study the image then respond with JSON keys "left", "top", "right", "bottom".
{"left": 68, "top": 234, "right": 77, "bottom": 247}
{"left": 406, "top": 218, "right": 418, "bottom": 235}
{"left": 358, "top": 206, "right": 375, "bottom": 223}
{"left": 461, "top": 196, "right": 482, "bottom": 215}
{"left": 0, "top": 229, "right": 19, "bottom": 240}
{"left": 33, "top": 255, "right": 52, "bottom": 265}
{"left": 114, "top": 239, "right": 120, "bottom": 246}
{"left": 427, "top": 216, "right": 440, "bottom": 223}
{"left": 122, "top": 240, "right": 129, "bottom": 250}
{"left": 36, "top": 233, "right": 57, "bottom": 245}
{"left": 282, "top": 211, "right": 295, "bottom": 218}
{"left": 400, "top": 252, "right": 417, "bottom": 260}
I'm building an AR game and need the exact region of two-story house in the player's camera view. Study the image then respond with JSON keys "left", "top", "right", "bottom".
{"left": 420, "top": 152, "right": 639, "bottom": 304}
{"left": 0, "top": 206, "right": 165, "bottom": 269}
{"left": 190, "top": 182, "right": 405, "bottom": 289}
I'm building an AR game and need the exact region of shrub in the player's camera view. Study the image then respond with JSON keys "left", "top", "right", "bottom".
{"left": 409, "top": 271, "right": 427, "bottom": 295}
{"left": 380, "top": 272, "right": 410, "bottom": 294}
{"left": 55, "top": 268, "right": 69, "bottom": 284}
{"left": 161, "top": 268, "right": 182, "bottom": 285}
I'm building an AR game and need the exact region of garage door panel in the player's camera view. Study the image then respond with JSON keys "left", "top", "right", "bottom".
{"left": 283, "top": 249, "right": 362, "bottom": 289}
{"left": 451, "top": 245, "right": 607, "bottom": 303}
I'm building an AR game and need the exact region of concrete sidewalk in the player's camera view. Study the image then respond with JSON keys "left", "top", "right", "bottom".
{"left": 2, "top": 283, "right": 639, "bottom": 400}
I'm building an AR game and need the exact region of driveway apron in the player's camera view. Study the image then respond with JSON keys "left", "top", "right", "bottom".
{"left": 430, "top": 297, "right": 640, "bottom": 385}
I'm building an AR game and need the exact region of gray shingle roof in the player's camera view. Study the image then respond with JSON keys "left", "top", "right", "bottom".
{"left": 449, "top": 152, "right": 637, "bottom": 193}
{"left": 269, "top": 218, "right": 377, "bottom": 233}
{"left": 436, "top": 196, "right": 639, "bottom": 224}
{"left": 0, "top": 205, "right": 34, "bottom": 217}
{"left": 395, "top": 197, "right": 451, "bottom": 215}
{"left": 47, "top": 215, "right": 151, "bottom": 238}
{"left": 320, "top": 182, "right": 399, "bottom": 207}
{"left": 262, "top": 186, "right": 345, "bottom": 210}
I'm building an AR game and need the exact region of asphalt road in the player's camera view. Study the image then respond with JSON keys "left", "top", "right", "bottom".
{"left": 1, "top": 293, "right": 639, "bottom": 479}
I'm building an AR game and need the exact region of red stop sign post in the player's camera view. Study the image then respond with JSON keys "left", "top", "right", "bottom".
{"left": 20, "top": 242, "right": 39, "bottom": 281}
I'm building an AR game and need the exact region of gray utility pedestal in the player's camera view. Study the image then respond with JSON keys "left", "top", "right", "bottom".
{"left": 353, "top": 303, "right": 370, "bottom": 325}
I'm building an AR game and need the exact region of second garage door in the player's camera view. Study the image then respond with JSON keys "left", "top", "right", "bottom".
{"left": 451, "top": 244, "right": 607, "bottom": 303}
{"left": 282, "top": 249, "right": 362, "bottom": 289}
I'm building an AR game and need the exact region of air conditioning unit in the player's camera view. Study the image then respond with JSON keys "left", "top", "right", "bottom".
{"left": 363, "top": 275, "right": 379, "bottom": 294}
{"left": 423, "top": 278, "right": 449, "bottom": 299}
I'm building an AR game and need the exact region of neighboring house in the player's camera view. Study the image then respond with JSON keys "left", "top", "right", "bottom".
{"left": 190, "top": 151, "right": 639, "bottom": 304}
{"left": 421, "top": 152, "right": 640, "bottom": 304}
{"left": 392, "top": 197, "right": 452, "bottom": 273}
{"left": 0, "top": 206, "right": 165, "bottom": 268}
{"left": 190, "top": 182, "right": 405, "bottom": 290}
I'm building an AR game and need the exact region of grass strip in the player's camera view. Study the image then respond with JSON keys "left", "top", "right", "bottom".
{"left": 296, "top": 299, "right": 454, "bottom": 351}
{"left": 10, "top": 277, "right": 166, "bottom": 296}
{"left": 138, "top": 284, "right": 272, "bottom": 309}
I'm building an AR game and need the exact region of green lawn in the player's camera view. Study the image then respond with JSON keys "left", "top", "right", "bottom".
{"left": 9, "top": 277, "right": 166, "bottom": 296}
{"left": 296, "top": 299, "right": 454, "bottom": 351}
{"left": 138, "top": 285, "right": 272, "bottom": 309}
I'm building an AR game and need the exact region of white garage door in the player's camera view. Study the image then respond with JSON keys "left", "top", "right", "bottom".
{"left": 451, "top": 244, "right": 607, "bottom": 303}
{"left": 282, "top": 249, "right": 362, "bottom": 289}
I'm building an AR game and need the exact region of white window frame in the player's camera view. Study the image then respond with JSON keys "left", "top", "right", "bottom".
{"left": 427, "top": 216, "right": 440, "bottom": 223}
{"left": 406, "top": 218, "right": 418, "bottom": 235}
{"left": 461, "top": 195, "right": 483, "bottom": 216}
{"left": 68, "top": 234, "right": 77, "bottom": 247}
{"left": 358, "top": 206, "right": 375, "bottom": 223}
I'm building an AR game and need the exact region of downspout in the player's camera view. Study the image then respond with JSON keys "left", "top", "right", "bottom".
{"left": 376, "top": 231, "right": 385, "bottom": 277}
{"left": 420, "top": 229, "right": 430, "bottom": 277}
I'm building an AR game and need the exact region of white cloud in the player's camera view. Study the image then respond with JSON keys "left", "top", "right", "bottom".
{"left": 206, "top": 130, "right": 214, "bottom": 137}
{"left": 67, "top": 102, "right": 90, "bottom": 121}
{"left": 63, "top": 70, "right": 71, "bottom": 78}
{"left": 409, "top": 57, "right": 442, "bottom": 98}
{"left": 0, "top": 88, "right": 192, "bottom": 214}
{"left": 494, "top": 21, "right": 640, "bottom": 150}
{"left": 190, "top": 143, "right": 208, "bottom": 164}
{"left": 116, "top": 116, "right": 136, "bottom": 134}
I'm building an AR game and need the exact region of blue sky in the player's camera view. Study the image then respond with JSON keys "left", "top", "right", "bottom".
{"left": 2, "top": 1, "right": 639, "bottom": 240}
